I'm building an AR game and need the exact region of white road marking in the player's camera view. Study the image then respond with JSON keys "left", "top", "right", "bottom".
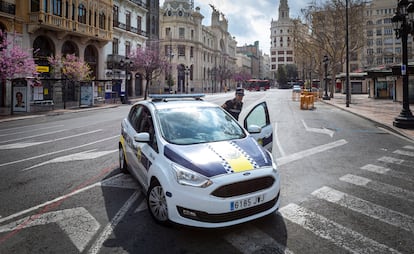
{"left": 279, "top": 203, "right": 402, "bottom": 254}
{"left": 0, "top": 135, "right": 118, "bottom": 168}
{"left": 301, "top": 119, "right": 335, "bottom": 138}
{"left": 87, "top": 191, "right": 140, "bottom": 254}
{"left": 100, "top": 173, "right": 139, "bottom": 189}
{"left": 225, "top": 225, "right": 295, "bottom": 254}
{"left": 0, "top": 129, "right": 102, "bottom": 150}
{"left": 404, "top": 145, "right": 414, "bottom": 150}
{"left": 276, "top": 139, "right": 347, "bottom": 166}
{"left": 0, "top": 128, "right": 67, "bottom": 143}
{"left": 22, "top": 149, "right": 118, "bottom": 171}
{"left": 134, "top": 200, "right": 148, "bottom": 213}
{"left": 273, "top": 122, "right": 286, "bottom": 157}
{"left": 378, "top": 156, "right": 404, "bottom": 165}
{"left": 339, "top": 174, "right": 414, "bottom": 202}
{"left": 312, "top": 186, "right": 414, "bottom": 232}
{"left": 0, "top": 207, "right": 100, "bottom": 252}
{"left": 0, "top": 173, "right": 129, "bottom": 224}
{"left": 0, "top": 124, "right": 64, "bottom": 137}
{"left": 394, "top": 149, "right": 414, "bottom": 157}
{"left": 361, "top": 164, "right": 414, "bottom": 182}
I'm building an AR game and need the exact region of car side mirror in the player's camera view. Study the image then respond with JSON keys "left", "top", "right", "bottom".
{"left": 134, "top": 133, "right": 150, "bottom": 143}
{"left": 247, "top": 124, "right": 261, "bottom": 134}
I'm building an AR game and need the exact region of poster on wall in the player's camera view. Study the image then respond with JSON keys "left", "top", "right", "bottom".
{"left": 80, "top": 83, "right": 93, "bottom": 106}
{"left": 13, "top": 86, "right": 27, "bottom": 112}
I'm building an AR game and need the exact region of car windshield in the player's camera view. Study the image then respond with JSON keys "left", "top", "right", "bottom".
{"left": 157, "top": 106, "right": 246, "bottom": 145}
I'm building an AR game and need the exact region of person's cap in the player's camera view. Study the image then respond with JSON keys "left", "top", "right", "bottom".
{"left": 236, "top": 88, "right": 245, "bottom": 96}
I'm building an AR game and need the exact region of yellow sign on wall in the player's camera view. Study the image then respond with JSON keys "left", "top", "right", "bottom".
{"left": 36, "top": 66, "right": 50, "bottom": 73}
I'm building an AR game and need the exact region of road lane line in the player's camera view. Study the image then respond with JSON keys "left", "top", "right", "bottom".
{"left": 394, "top": 149, "right": 414, "bottom": 157}
{"left": 0, "top": 124, "right": 64, "bottom": 136}
{"left": 0, "top": 127, "right": 68, "bottom": 146}
{"left": 225, "top": 225, "right": 294, "bottom": 254}
{"left": 0, "top": 172, "right": 127, "bottom": 225}
{"left": 404, "top": 145, "right": 414, "bottom": 150}
{"left": 0, "top": 125, "right": 65, "bottom": 139}
{"left": 274, "top": 122, "right": 286, "bottom": 157}
{"left": 339, "top": 174, "right": 414, "bottom": 202}
{"left": 0, "top": 129, "right": 102, "bottom": 149}
{"left": 279, "top": 203, "right": 402, "bottom": 254}
{"left": 276, "top": 139, "right": 347, "bottom": 166}
{"left": 0, "top": 164, "right": 117, "bottom": 244}
{"left": 378, "top": 156, "right": 405, "bottom": 165}
{"left": 312, "top": 186, "right": 414, "bottom": 232}
{"left": 0, "top": 135, "right": 118, "bottom": 168}
{"left": 21, "top": 149, "right": 118, "bottom": 171}
{"left": 361, "top": 164, "right": 414, "bottom": 183}
{"left": 87, "top": 191, "right": 140, "bottom": 254}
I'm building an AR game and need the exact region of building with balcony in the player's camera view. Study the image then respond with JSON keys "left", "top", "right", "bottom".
{"left": 104, "top": 0, "right": 156, "bottom": 98}
{"left": 0, "top": 0, "right": 113, "bottom": 108}
{"left": 159, "top": 0, "right": 237, "bottom": 94}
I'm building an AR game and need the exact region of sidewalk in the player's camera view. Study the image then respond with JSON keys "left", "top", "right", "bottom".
{"left": 320, "top": 93, "right": 414, "bottom": 141}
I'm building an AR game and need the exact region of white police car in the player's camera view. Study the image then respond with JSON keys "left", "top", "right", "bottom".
{"left": 119, "top": 94, "right": 280, "bottom": 228}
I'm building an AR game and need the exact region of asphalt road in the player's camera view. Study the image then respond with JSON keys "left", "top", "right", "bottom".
{"left": 0, "top": 89, "right": 413, "bottom": 254}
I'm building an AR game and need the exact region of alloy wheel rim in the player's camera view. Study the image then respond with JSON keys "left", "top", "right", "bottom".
{"left": 148, "top": 185, "right": 168, "bottom": 221}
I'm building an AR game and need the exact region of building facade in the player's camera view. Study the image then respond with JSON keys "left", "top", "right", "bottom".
{"left": 158, "top": 0, "right": 237, "bottom": 94}
{"left": 270, "top": 0, "right": 295, "bottom": 79}
{"left": 0, "top": 0, "right": 114, "bottom": 109}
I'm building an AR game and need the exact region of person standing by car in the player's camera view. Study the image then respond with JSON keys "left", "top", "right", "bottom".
{"left": 222, "top": 88, "right": 244, "bottom": 120}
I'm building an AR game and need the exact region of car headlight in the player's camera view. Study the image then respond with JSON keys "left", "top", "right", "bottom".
{"left": 172, "top": 163, "right": 213, "bottom": 188}
{"left": 266, "top": 150, "right": 278, "bottom": 173}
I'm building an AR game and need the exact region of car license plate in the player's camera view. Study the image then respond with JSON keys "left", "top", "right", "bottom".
{"left": 230, "top": 194, "right": 265, "bottom": 211}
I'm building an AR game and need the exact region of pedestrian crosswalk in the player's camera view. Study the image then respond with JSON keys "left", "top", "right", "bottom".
{"left": 223, "top": 144, "right": 414, "bottom": 254}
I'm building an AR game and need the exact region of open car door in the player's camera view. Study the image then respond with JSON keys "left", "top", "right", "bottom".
{"left": 243, "top": 101, "right": 273, "bottom": 151}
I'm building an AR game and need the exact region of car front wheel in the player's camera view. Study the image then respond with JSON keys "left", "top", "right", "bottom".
{"left": 147, "top": 180, "right": 169, "bottom": 225}
{"left": 119, "top": 145, "right": 128, "bottom": 173}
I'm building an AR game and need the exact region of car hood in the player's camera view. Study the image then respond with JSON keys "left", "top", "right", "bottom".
{"left": 164, "top": 137, "right": 272, "bottom": 177}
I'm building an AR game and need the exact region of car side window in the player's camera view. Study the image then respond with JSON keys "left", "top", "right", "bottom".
{"left": 129, "top": 105, "right": 143, "bottom": 132}
{"left": 137, "top": 107, "right": 158, "bottom": 153}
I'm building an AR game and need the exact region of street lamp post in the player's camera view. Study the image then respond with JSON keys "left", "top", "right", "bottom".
{"left": 120, "top": 57, "right": 131, "bottom": 104}
{"left": 323, "top": 55, "right": 330, "bottom": 100}
{"left": 392, "top": 0, "right": 414, "bottom": 129}
{"left": 184, "top": 66, "right": 190, "bottom": 94}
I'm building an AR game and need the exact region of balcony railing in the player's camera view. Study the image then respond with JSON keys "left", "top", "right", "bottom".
{"left": 113, "top": 21, "right": 147, "bottom": 37}
{"left": 0, "top": 0, "right": 15, "bottom": 15}
{"left": 29, "top": 12, "right": 112, "bottom": 42}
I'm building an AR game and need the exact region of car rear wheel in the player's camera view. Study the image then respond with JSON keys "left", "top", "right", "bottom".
{"left": 119, "top": 145, "right": 128, "bottom": 173}
{"left": 147, "top": 180, "right": 169, "bottom": 225}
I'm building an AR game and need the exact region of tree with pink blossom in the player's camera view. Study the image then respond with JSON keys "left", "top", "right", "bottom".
{"left": 48, "top": 53, "right": 93, "bottom": 81}
{"left": 233, "top": 71, "right": 252, "bottom": 88}
{"left": 0, "top": 30, "right": 37, "bottom": 80}
{"left": 128, "top": 47, "right": 170, "bottom": 99}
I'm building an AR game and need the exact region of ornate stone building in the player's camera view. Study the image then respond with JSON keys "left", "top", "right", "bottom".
{"left": 0, "top": 0, "right": 113, "bottom": 108}
{"left": 270, "top": 0, "right": 295, "bottom": 79}
{"left": 158, "top": 0, "right": 237, "bottom": 93}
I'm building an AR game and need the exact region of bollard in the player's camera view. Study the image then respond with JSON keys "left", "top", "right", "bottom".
{"left": 307, "top": 95, "right": 314, "bottom": 109}
{"left": 300, "top": 95, "right": 308, "bottom": 110}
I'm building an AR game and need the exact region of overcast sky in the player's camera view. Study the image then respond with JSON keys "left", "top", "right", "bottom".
{"left": 159, "top": 0, "right": 311, "bottom": 54}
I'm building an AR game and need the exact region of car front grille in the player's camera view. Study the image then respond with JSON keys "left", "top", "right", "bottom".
{"left": 177, "top": 192, "right": 280, "bottom": 223}
{"left": 211, "top": 176, "right": 275, "bottom": 198}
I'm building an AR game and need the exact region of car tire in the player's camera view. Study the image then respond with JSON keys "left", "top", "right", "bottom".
{"left": 147, "top": 179, "right": 170, "bottom": 225}
{"left": 119, "top": 145, "right": 128, "bottom": 174}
